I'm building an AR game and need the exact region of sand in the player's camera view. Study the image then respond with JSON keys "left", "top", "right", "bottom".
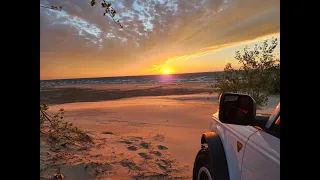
{"left": 40, "top": 83, "right": 215, "bottom": 105}
{"left": 40, "top": 84, "right": 279, "bottom": 179}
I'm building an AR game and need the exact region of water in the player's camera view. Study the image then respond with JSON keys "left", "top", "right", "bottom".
{"left": 40, "top": 71, "right": 223, "bottom": 86}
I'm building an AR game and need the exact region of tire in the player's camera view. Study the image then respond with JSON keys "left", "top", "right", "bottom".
{"left": 193, "top": 148, "right": 215, "bottom": 180}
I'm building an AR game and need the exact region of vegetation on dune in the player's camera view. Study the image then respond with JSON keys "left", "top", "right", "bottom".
{"left": 40, "top": 1, "right": 279, "bottom": 177}
{"left": 40, "top": 0, "right": 122, "bottom": 145}
{"left": 40, "top": 2, "right": 123, "bottom": 178}
{"left": 40, "top": 104, "right": 94, "bottom": 179}
{"left": 214, "top": 38, "right": 280, "bottom": 107}
{"left": 40, "top": 104, "right": 94, "bottom": 152}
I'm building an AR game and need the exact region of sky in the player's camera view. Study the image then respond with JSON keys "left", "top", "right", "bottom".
{"left": 40, "top": 0, "right": 280, "bottom": 80}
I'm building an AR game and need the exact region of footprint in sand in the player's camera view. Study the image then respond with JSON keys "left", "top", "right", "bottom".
{"left": 120, "top": 159, "right": 141, "bottom": 170}
{"left": 120, "top": 136, "right": 143, "bottom": 144}
{"left": 157, "top": 145, "right": 168, "bottom": 150}
{"left": 127, "top": 145, "right": 138, "bottom": 151}
{"left": 101, "top": 131, "right": 113, "bottom": 135}
{"left": 140, "top": 141, "right": 151, "bottom": 149}
{"left": 156, "top": 159, "right": 172, "bottom": 171}
{"left": 120, "top": 140, "right": 133, "bottom": 144}
{"left": 150, "top": 151, "right": 162, "bottom": 157}
{"left": 130, "top": 136, "right": 143, "bottom": 140}
{"left": 138, "top": 152, "right": 153, "bottom": 160}
{"left": 153, "top": 133, "right": 165, "bottom": 141}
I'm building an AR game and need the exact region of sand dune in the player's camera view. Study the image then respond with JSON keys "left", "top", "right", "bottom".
{"left": 40, "top": 84, "right": 279, "bottom": 179}
{"left": 41, "top": 129, "right": 189, "bottom": 179}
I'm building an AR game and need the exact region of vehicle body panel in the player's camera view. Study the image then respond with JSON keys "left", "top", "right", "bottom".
{"left": 210, "top": 113, "right": 258, "bottom": 180}
{"left": 241, "top": 130, "right": 280, "bottom": 180}
{"left": 209, "top": 103, "right": 280, "bottom": 180}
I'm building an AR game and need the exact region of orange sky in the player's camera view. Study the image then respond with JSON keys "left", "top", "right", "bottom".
{"left": 40, "top": 0, "right": 280, "bottom": 80}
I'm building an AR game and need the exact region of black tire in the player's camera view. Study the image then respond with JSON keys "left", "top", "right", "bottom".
{"left": 193, "top": 148, "right": 214, "bottom": 180}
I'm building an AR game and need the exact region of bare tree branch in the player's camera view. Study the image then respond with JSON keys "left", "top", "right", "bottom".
{"left": 40, "top": 1, "right": 123, "bottom": 28}
{"left": 91, "top": 0, "right": 123, "bottom": 28}
{"left": 40, "top": 5, "right": 62, "bottom": 11}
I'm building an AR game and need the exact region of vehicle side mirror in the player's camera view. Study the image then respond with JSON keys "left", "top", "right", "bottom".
{"left": 218, "top": 93, "right": 256, "bottom": 125}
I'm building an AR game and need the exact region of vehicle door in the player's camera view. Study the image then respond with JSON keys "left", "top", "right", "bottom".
{"left": 241, "top": 115, "right": 280, "bottom": 180}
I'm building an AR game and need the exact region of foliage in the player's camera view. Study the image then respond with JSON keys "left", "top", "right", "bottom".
{"left": 40, "top": 104, "right": 96, "bottom": 179}
{"left": 40, "top": 1, "right": 123, "bottom": 28}
{"left": 40, "top": 1, "right": 123, "bottom": 178}
{"left": 90, "top": 0, "right": 123, "bottom": 28}
{"left": 267, "top": 63, "right": 280, "bottom": 94}
{"left": 39, "top": 0, "right": 124, "bottom": 150}
{"left": 40, "top": 5, "right": 62, "bottom": 11}
{"left": 40, "top": 104, "right": 93, "bottom": 146}
{"left": 215, "top": 38, "right": 280, "bottom": 107}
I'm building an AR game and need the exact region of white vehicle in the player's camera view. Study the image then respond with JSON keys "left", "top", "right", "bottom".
{"left": 192, "top": 93, "right": 280, "bottom": 180}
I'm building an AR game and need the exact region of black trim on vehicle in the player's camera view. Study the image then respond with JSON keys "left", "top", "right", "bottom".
{"left": 266, "top": 115, "right": 280, "bottom": 139}
{"left": 253, "top": 115, "right": 269, "bottom": 128}
{"left": 200, "top": 132, "right": 230, "bottom": 180}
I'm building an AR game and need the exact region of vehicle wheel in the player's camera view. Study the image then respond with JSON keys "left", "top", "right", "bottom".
{"left": 193, "top": 148, "right": 214, "bottom": 180}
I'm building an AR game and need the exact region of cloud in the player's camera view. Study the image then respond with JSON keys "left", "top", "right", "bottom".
{"left": 40, "top": 0, "right": 280, "bottom": 79}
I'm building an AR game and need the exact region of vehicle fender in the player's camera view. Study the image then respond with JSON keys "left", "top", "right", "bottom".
{"left": 201, "top": 131, "right": 230, "bottom": 180}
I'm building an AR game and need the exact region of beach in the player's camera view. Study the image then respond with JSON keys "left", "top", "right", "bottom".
{"left": 40, "top": 83, "right": 279, "bottom": 179}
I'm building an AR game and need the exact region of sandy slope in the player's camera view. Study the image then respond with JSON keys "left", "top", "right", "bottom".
{"left": 43, "top": 95, "right": 216, "bottom": 179}
{"left": 40, "top": 84, "right": 279, "bottom": 179}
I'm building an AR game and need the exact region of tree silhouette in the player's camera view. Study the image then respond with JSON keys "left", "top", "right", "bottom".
{"left": 40, "top": 0, "right": 123, "bottom": 28}
{"left": 215, "top": 38, "right": 280, "bottom": 107}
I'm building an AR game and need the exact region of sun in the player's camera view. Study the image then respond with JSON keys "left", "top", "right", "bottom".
{"left": 163, "top": 69, "right": 171, "bottom": 74}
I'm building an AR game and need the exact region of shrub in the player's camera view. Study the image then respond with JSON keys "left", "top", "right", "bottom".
{"left": 215, "top": 38, "right": 280, "bottom": 107}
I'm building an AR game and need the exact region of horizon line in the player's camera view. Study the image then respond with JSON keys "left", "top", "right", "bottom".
{"left": 40, "top": 70, "right": 224, "bottom": 81}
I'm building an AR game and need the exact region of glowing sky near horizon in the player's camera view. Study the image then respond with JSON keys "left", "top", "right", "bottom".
{"left": 40, "top": 0, "right": 280, "bottom": 80}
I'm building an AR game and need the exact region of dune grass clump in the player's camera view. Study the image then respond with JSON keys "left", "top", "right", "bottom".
{"left": 40, "top": 104, "right": 93, "bottom": 147}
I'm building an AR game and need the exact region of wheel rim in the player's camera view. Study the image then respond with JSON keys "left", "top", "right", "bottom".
{"left": 197, "top": 166, "right": 213, "bottom": 180}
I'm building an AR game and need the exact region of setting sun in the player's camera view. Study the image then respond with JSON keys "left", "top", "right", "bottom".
{"left": 163, "top": 69, "right": 171, "bottom": 74}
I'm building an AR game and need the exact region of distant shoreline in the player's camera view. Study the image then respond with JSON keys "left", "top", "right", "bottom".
{"left": 40, "top": 83, "right": 217, "bottom": 105}
{"left": 40, "top": 71, "right": 223, "bottom": 81}
{"left": 40, "top": 72, "right": 221, "bottom": 88}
